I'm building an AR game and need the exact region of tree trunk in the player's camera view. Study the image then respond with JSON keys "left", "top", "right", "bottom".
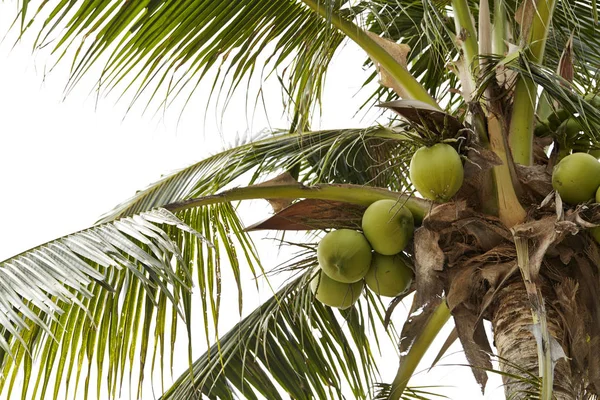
{"left": 492, "top": 279, "right": 574, "bottom": 399}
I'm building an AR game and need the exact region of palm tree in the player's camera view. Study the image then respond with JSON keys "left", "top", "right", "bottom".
{"left": 2, "top": 0, "right": 600, "bottom": 399}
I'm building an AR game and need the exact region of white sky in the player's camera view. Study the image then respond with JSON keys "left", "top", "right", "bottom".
{"left": 0, "top": 2, "right": 506, "bottom": 399}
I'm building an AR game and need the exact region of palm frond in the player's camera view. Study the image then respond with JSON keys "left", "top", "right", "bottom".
{"left": 544, "top": 0, "right": 600, "bottom": 88}
{"left": 99, "top": 127, "right": 417, "bottom": 223}
{"left": 507, "top": 55, "right": 600, "bottom": 145}
{"left": 374, "top": 383, "right": 450, "bottom": 400}
{"left": 0, "top": 202, "right": 262, "bottom": 400}
{"left": 360, "top": 0, "right": 460, "bottom": 110}
{"left": 16, "top": 0, "right": 351, "bottom": 129}
{"left": 356, "top": 0, "right": 600, "bottom": 114}
{"left": 160, "top": 265, "right": 401, "bottom": 400}
{"left": 0, "top": 122, "right": 427, "bottom": 399}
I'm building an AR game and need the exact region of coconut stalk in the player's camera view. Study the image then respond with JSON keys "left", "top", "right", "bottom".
{"left": 508, "top": 0, "right": 558, "bottom": 165}
{"left": 301, "top": 0, "right": 438, "bottom": 108}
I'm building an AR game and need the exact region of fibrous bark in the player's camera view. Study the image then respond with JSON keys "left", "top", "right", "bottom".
{"left": 492, "top": 279, "right": 574, "bottom": 399}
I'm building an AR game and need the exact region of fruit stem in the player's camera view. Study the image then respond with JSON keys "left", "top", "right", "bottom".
{"left": 165, "top": 183, "right": 431, "bottom": 223}
{"left": 557, "top": 145, "right": 570, "bottom": 163}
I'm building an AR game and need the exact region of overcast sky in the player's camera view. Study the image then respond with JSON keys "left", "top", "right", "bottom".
{"left": 0, "top": 2, "right": 506, "bottom": 399}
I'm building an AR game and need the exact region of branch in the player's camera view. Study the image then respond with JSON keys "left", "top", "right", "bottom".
{"left": 165, "top": 183, "right": 431, "bottom": 223}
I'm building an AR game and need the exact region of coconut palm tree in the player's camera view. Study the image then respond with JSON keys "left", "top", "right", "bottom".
{"left": 2, "top": 0, "right": 600, "bottom": 399}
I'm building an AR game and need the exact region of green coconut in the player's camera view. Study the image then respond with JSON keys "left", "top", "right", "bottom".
{"left": 365, "top": 253, "right": 413, "bottom": 297}
{"left": 585, "top": 94, "right": 600, "bottom": 109}
{"left": 310, "top": 270, "right": 364, "bottom": 309}
{"left": 588, "top": 185, "right": 600, "bottom": 243}
{"left": 361, "top": 199, "right": 414, "bottom": 255}
{"left": 548, "top": 108, "right": 571, "bottom": 130}
{"left": 409, "top": 143, "right": 464, "bottom": 202}
{"left": 317, "top": 229, "right": 372, "bottom": 283}
{"left": 552, "top": 153, "right": 600, "bottom": 204}
{"left": 561, "top": 117, "right": 583, "bottom": 141}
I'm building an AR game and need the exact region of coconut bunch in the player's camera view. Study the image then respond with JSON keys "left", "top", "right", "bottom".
{"left": 534, "top": 95, "right": 600, "bottom": 216}
{"left": 312, "top": 142, "right": 465, "bottom": 309}
{"left": 534, "top": 95, "right": 600, "bottom": 156}
{"left": 311, "top": 199, "right": 415, "bottom": 308}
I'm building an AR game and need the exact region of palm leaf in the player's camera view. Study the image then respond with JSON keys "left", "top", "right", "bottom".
{"left": 363, "top": 0, "right": 459, "bottom": 101}
{"left": 506, "top": 56, "right": 600, "bottom": 145}
{"left": 161, "top": 267, "right": 397, "bottom": 400}
{"left": 16, "top": 0, "right": 349, "bottom": 130}
{"left": 357, "top": 0, "right": 600, "bottom": 114}
{"left": 0, "top": 123, "right": 425, "bottom": 399}
{"left": 98, "top": 126, "right": 417, "bottom": 223}
{"left": 0, "top": 203, "right": 263, "bottom": 400}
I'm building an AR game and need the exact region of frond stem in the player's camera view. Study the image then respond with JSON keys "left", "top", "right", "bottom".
{"left": 508, "top": 0, "right": 557, "bottom": 165}
{"left": 301, "top": 0, "right": 439, "bottom": 108}
{"left": 488, "top": 113, "right": 527, "bottom": 227}
{"left": 492, "top": 0, "right": 507, "bottom": 56}
{"left": 165, "top": 184, "right": 431, "bottom": 223}
{"left": 388, "top": 301, "right": 451, "bottom": 400}
{"left": 452, "top": 0, "right": 479, "bottom": 74}
{"left": 513, "top": 236, "right": 554, "bottom": 400}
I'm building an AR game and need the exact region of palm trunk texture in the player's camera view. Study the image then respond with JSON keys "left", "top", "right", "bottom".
{"left": 492, "top": 279, "right": 574, "bottom": 399}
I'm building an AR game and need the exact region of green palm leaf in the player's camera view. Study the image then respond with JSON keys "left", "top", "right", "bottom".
{"left": 0, "top": 126, "right": 424, "bottom": 399}
{"left": 0, "top": 208, "right": 197, "bottom": 396}
{"left": 0, "top": 202, "right": 264, "bottom": 400}
{"left": 99, "top": 126, "right": 416, "bottom": 223}
{"left": 161, "top": 268, "right": 389, "bottom": 400}
{"left": 361, "top": 0, "right": 459, "bottom": 104}
{"left": 505, "top": 56, "right": 600, "bottom": 145}
{"left": 17, "top": 0, "right": 348, "bottom": 130}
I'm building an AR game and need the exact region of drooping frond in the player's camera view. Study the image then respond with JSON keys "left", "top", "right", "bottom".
{"left": 0, "top": 203, "right": 262, "bottom": 400}
{"left": 99, "top": 127, "right": 418, "bottom": 223}
{"left": 0, "top": 121, "right": 427, "bottom": 399}
{"left": 160, "top": 267, "right": 399, "bottom": 400}
{"left": 16, "top": 0, "right": 349, "bottom": 130}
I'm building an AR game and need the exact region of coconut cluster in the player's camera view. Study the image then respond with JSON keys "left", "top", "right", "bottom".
{"left": 311, "top": 142, "right": 465, "bottom": 309}
{"left": 311, "top": 199, "right": 415, "bottom": 309}
{"left": 534, "top": 95, "right": 600, "bottom": 149}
